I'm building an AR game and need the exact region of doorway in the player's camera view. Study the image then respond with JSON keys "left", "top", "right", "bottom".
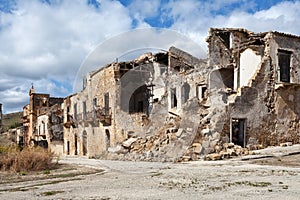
{"left": 231, "top": 118, "right": 246, "bottom": 147}
{"left": 82, "top": 131, "right": 87, "bottom": 156}
{"left": 105, "top": 129, "right": 110, "bottom": 150}
{"left": 75, "top": 135, "right": 78, "bottom": 155}
{"left": 67, "top": 141, "right": 70, "bottom": 155}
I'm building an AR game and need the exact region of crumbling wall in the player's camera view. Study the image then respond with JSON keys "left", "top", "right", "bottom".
{"left": 100, "top": 47, "right": 208, "bottom": 161}
{"left": 273, "top": 34, "right": 300, "bottom": 84}
{"left": 275, "top": 85, "right": 300, "bottom": 143}
{"left": 60, "top": 28, "right": 300, "bottom": 161}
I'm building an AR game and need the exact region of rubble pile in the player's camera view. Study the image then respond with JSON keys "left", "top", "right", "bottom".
{"left": 178, "top": 142, "right": 264, "bottom": 162}
{"left": 106, "top": 116, "right": 195, "bottom": 162}
{"left": 203, "top": 143, "right": 255, "bottom": 161}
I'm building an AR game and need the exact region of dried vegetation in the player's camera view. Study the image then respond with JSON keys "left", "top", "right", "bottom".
{"left": 0, "top": 145, "right": 54, "bottom": 173}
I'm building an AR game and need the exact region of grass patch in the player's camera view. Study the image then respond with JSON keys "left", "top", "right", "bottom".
{"left": 0, "top": 145, "right": 54, "bottom": 173}
{"left": 1, "top": 111, "right": 23, "bottom": 132}
{"left": 19, "top": 171, "right": 26, "bottom": 176}
{"left": 227, "top": 181, "right": 272, "bottom": 187}
{"left": 40, "top": 190, "right": 64, "bottom": 196}
{"left": 43, "top": 169, "right": 51, "bottom": 175}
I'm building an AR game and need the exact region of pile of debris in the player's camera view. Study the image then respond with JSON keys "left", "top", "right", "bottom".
{"left": 203, "top": 143, "right": 255, "bottom": 161}
{"left": 178, "top": 142, "right": 265, "bottom": 162}
{"left": 107, "top": 116, "right": 188, "bottom": 162}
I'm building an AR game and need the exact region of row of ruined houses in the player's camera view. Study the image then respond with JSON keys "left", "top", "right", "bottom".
{"left": 16, "top": 28, "right": 300, "bottom": 161}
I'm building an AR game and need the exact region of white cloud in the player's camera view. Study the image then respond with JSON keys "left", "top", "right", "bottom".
{"left": 1, "top": 0, "right": 300, "bottom": 113}
{"left": 217, "top": 1, "right": 300, "bottom": 35}
{"left": 0, "top": 0, "right": 133, "bottom": 113}
{"left": 73, "top": 27, "right": 205, "bottom": 92}
{"left": 163, "top": 0, "right": 300, "bottom": 51}
{"left": 128, "top": 0, "right": 161, "bottom": 19}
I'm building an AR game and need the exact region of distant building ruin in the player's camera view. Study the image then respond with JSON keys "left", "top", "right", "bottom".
{"left": 21, "top": 28, "right": 300, "bottom": 161}
{"left": 22, "top": 85, "right": 64, "bottom": 155}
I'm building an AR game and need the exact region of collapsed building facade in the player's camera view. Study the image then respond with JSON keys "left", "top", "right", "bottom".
{"left": 22, "top": 28, "right": 300, "bottom": 161}
{"left": 63, "top": 47, "right": 207, "bottom": 160}
{"left": 206, "top": 28, "right": 300, "bottom": 150}
{"left": 22, "top": 86, "right": 64, "bottom": 155}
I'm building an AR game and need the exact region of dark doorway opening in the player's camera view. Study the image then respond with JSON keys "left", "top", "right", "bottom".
{"left": 171, "top": 88, "right": 177, "bottom": 108}
{"left": 129, "top": 85, "right": 150, "bottom": 114}
{"left": 74, "top": 135, "right": 78, "bottom": 155}
{"left": 82, "top": 131, "right": 87, "bottom": 156}
{"left": 231, "top": 118, "right": 246, "bottom": 147}
{"left": 105, "top": 129, "right": 110, "bottom": 150}
{"left": 67, "top": 141, "right": 70, "bottom": 155}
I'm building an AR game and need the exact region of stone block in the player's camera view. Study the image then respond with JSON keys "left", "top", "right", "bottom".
{"left": 280, "top": 142, "right": 293, "bottom": 147}
{"left": 227, "top": 142, "right": 235, "bottom": 148}
{"left": 122, "top": 137, "right": 138, "bottom": 148}
{"left": 176, "top": 128, "right": 184, "bottom": 137}
{"left": 201, "top": 128, "right": 210, "bottom": 136}
{"left": 193, "top": 144, "right": 202, "bottom": 154}
{"left": 182, "top": 156, "right": 191, "bottom": 162}
{"left": 208, "top": 153, "right": 222, "bottom": 161}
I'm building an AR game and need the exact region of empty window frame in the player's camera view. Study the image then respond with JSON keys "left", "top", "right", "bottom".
{"left": 181, "top": 83, "right": 190, "bottom": 104}
{"left": 278, "top": 49, "right": 292, "bottom": 83}
{"left": 82, "top": 101, "right": 87, "bottom": 120}
{"left": 196, "top": 84, "right": 207, "bottom": 100}
{"left": 73, "top": 103, "right": 77, "bottom": 120}
{"left": 104, "top": 93, "right": 109, "bottom": 115}
{"left": 93, "top": 98, "right": 97, "bottom": 108}
{"left": 171, "top": 88, "right": 177, "bottom": 108}
{"left": 217, "top": 31, "right": 231, "bottom": 49}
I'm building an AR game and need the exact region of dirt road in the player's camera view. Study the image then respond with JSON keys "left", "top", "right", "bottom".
{"left": 1, "top": 148, "right": 300, "bottom": 199}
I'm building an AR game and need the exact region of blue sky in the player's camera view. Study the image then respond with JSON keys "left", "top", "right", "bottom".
{"left": 0, "top": 0, "right": 299, "bottom": 113}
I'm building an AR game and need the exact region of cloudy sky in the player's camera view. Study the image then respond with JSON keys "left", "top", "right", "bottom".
{"left": 0, "top": 0, "right": 299, "bottom": 113}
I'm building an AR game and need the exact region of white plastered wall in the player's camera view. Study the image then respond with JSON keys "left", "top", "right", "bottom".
{"left": 239, "top": 48, "right": 261, "bottom": 88}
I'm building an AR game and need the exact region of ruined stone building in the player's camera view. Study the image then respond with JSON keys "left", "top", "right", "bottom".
{"left": 21, "top": 28, "right": 300, "bottom": 161}
{"left": 63, "top": 28, "right": 300, "bottom": 161}
{"left": 206, "top": 28, "right": 300, "bottom": 150}
{"left": 22, "top": 86, "right": 64, "bottom": 154}
{"left": 63, "top": 47, "right": 207, "bottom": 159}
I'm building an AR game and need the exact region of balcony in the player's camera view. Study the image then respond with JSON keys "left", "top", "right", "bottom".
{"left": 96, "top": 107, "right": 112, "bottom": 126}
{"left": 63, "top": 114, "right": 76, "bottom": 128}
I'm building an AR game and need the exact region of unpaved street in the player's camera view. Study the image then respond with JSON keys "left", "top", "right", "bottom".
{"left": 1, "top": 150, "right": 300, "bottom": 200}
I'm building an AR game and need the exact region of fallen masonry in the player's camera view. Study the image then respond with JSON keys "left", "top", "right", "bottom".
{"left": 16, "top": 27, "right": 300, "bottom": 162}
